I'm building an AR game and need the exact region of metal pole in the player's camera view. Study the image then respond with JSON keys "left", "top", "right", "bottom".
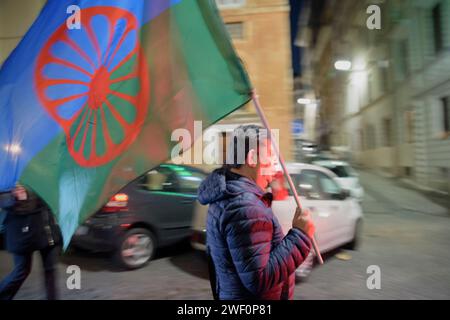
{"left": 251, "top": 90, "right": 324, "bottom": 265}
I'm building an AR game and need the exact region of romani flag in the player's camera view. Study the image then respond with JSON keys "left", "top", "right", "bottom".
{"left": 0, "top": 0, "right": 252, "bottom": 247}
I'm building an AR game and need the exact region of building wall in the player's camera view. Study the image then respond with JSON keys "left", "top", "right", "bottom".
{"left": 0, "top": 0, "right": 46, "bottom": 64}
{"left": 408, "top": 1, "right": 450, "bottom": 192}
{"left": 219, "top": 0, "right": 294, "bottom": 160}
{"left": 311, "top": 0, "right": 450, "bottom": 192}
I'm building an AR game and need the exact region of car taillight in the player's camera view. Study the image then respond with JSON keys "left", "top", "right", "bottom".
{"left": 103, "top": 193, "right": 129, "bottom": 212}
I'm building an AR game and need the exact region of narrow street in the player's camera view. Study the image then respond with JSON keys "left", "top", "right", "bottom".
{"left": 1, "top": 170, "right": 449, "bottom": 300}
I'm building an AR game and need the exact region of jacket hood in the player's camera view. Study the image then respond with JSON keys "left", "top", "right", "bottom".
{"left": 197, "top": 168, "right": 264, "bottom": 205}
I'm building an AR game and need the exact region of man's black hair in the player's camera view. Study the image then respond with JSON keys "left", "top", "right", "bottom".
{"left": 225, "top": 124, "right": 267, "bottom": 169}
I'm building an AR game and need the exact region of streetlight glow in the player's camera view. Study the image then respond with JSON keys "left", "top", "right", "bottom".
{"left": 4, "top": 144, "right": 22, "bottom": 154}
{"left": 297, "top": 98, "right": 313, "bottom": 105}
{"left": 334, "top": 60, "right": 352, "bottom": 71}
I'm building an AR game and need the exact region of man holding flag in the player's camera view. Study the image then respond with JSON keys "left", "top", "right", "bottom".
{"left": 198, "top": 125, "right": 315, "bottom": 300}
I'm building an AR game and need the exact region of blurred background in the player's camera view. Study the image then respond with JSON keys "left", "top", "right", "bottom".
{"left": 0, "top": 0, "right": 449, "bottom": 300}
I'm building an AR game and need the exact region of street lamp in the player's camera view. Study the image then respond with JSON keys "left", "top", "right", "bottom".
{"left": 334, "top": 58, "right": 389, "bottom": 72}
{"left": 334, "top": 60, "right": 352, "bottom": 71}
{"left": 297, "top": 98, "right": 313, "bottom": 105}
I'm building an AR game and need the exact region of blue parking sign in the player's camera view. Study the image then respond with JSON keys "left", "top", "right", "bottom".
{"left": 292, "top": 119, "right": 304, "bottom": 135}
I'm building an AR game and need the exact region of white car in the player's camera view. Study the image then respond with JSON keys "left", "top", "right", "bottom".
{"left": 191, "top": 163, "right": 364, "bottom": 279}
{"left": 312, "top": 160, "right": 364, "bottom": 202}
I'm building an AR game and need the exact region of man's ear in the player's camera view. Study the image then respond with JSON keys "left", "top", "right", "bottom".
{"left": 247, "top": 149, "right": 258, "bottom": 167}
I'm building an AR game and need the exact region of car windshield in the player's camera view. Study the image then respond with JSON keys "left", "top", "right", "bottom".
{"left": 327, "top": 165, "right": 354, "bottom": 178}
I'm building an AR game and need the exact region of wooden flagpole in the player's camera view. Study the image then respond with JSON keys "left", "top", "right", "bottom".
{"left": 251, "top": 90, "right": 324, "bottom": 265}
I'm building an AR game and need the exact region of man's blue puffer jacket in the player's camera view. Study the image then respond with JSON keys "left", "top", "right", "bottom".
{"left": 198, "top": 168, "right": 312, "bottom": 300}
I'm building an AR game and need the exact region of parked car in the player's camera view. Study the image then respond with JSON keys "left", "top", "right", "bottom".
{"left": 191, "top": 163, "right": 363, "bottom": 279}
{"left": 293, "top": 139, "right": 319, "bottom": 162}
{"left": 313, "top": 160, "right": 364, "bottom": 202}
{"left": 71, "top": 164, "right": 207, "bottom": 270}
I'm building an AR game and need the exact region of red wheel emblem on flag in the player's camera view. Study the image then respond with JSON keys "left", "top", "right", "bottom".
{"left": 35, "top": 7, "right": 149, "bottom": 167}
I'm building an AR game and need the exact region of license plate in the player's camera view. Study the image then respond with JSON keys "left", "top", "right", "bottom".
{"left": 75, "top": 226, "right": 89, "bottom": 236}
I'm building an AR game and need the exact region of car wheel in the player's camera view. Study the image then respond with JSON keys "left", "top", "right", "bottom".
{"left": 345, "top": 219, "right": 362, "bottom": 251}
{"left": 295, "top": 251, "right": 315, "bottom": 282}
{"left": 114, "top": 228, "right": 155, "bottom": 270}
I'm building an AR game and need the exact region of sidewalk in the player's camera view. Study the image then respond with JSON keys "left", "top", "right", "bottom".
{"left": 357, "top": 170, "right": 449, "bottom": 217}
{"left": 399, "top": 178, "right": 450, "bottom": 213}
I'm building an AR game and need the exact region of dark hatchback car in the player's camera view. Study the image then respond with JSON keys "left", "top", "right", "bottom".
{"left": 71, "top": 164, "right": 207, "bottom": 269}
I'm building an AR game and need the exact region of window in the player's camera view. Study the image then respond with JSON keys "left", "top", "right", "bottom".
{"left": 139, "top": 167, "right": 177, "bottom": 192}
{"left": 359, "top": 129, "right": 365, "bottom": 151}
{"left": 316, "top": 172, "right": 342, "bottom": 200}
{"left": 368, "top": 73, "right": 373, "bottom": 103}
{"left": 225, "top": 22, "right": 244, "bottom": 40}
{"left": 216, "top": 0, "right": 245, "bottom": 8}
{"left": 398, "top": 39, "right": 409, "bottom": 78}
{"left": 383, "top": 118, "right": 392, "bottom": 147}
{"left": 178, "top": 172, "right": 206, "bottom": 194}
{"left": 404, "top": 110, "right": 415, "bottom": 143}
{"left": 380, "top": 66, "right": 389, "bottom": 93}
{"left": 440, "top": 168, "right": 449, "bottom": 180}
{"left": 432, "top": 3, "right": 443, "bottom": 54}
{"left": 404, "top": 167, "right": 412, "bottom": 177}
{"left": 432, "top": 97, "right": 450, "bottom": 137}
{"left": 442, "top": 96, "right": 450, "bottom": 133}
{"left": 291, "top": 171, "right": 321, "bottom": 200}
{"left": 366, "top": 125, "right": 377, "bottom": 150}
{"left": 292, "top": 170, "right": 342, "bottom": 200}
{"left": 318, "top": 172, "right": 341, "bottom": 197}
{"left": 326, "top": 165, "right": 353, "bottom": 178}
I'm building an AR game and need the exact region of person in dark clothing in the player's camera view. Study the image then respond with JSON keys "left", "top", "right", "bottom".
{"left": 198, "top": 125, "right": 315, "bottom": 300}
{"left": 0, "top": 185, "right": 61, "bottom": 300}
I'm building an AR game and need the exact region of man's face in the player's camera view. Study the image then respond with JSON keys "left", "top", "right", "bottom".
{"left": 255, "top": 139, "right": 277, "bottom": 189}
